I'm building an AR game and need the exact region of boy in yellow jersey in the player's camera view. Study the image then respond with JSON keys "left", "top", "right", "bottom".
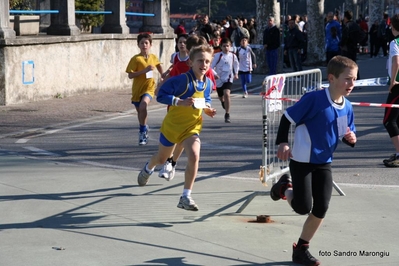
{"left": 126, "top": 33, "right": 163, "bottom": 145}
{"left": 137, "top": 44, "right": 217, "bottom": 211}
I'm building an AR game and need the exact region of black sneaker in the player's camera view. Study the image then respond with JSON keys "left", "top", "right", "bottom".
{"left": 383, "top": 154, "right": 399, "bottom": 167}
{"left": 292, "top": 243, "right": 320, "bottom": 266}
{"left": 270, "top": 174, "right": 292, "bottom": 201}
{"left": 224, "top": 113, "right": 231, "bottom": 123}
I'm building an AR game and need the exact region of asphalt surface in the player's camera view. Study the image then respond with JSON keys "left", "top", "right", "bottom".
{"left": 1, "top": 53, "right": 399, "bottom": 266}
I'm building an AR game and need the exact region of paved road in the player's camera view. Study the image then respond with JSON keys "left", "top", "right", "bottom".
{"left": 1, "top": 54, "right": 398, "bottom": 266}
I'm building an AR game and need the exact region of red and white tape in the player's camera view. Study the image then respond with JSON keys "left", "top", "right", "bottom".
{"left": 264, "top": 96, "right": 399, "bottom": 109}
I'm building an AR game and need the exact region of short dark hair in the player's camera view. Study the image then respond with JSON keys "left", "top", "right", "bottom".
{"left": 220, "top": 37, "right": 231, "bottom": 45}
{"left": 137, "top": 33, "right": 152, "bottom": 45}
{"left": 344, "top": 10, "right": 353, "bottom": 21}
{"left": 391, "top": 14, "right": 399, "bottom": 32}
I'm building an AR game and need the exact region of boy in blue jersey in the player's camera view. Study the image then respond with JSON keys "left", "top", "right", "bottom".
{"left": 137, "top": 44, "right": 217, "bottom": 211}
{"left": 271, "top": 55, "right": 358, "bottom": 266}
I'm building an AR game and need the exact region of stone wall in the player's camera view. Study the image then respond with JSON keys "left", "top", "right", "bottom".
{"left": 0, "top": 34, "right": 175, "bottom": 105}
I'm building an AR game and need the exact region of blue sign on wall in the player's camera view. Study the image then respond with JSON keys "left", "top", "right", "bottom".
{"left": 22, "top": 61, "right": 34, "bottom": 85}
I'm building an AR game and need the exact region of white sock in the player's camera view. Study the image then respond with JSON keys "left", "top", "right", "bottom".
{"left": 182, "top": 189, "right": 191, "bottom": 197}
{"left": 145, "top": 163, "right": 154, "bottom": 173}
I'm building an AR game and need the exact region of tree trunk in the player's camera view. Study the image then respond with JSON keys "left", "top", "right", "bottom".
{"left": 368, "top": 0, "right": 384, "bottom": 31}
{"left": 256, "top": 0, "right": 280, "bottom": 74}
{"left": 305, "top": 0, "right": 324, "bottom": 65}
{"left": 344, "top": 0, "right": 357, "bottom": 18}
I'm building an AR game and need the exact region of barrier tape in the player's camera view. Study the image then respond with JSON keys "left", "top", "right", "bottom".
{"left": 263, "top": 96, "right": 399, "bottom": 108}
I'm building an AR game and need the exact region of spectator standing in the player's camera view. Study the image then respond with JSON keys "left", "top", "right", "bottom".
{"left": 198, "top": 14, "right": 214, "bottom": 43}
{"left": 230, "top": 19, "right": 249, "bottom": 52}
{"left": 284, "top": 19, "right": 305, "bottom": 74}
{"left": 382, "top": 14, "right": 399, "bottom": 168}
{"left": 340, "top": 10, "right": 362, "bottom": 80}
{"left": 369, "top": 19, "right": 379, "bottom": 58}
{"left": 174, "top": 19, "right": 186, "bottom": 36}
{"left": 325, "top": 26, "right": 340, "bottom": 64}
{"left": 376, "top": 13, "right": 389, "bottom": 57}
{"left": 247, "top": 18, "right": 257, "bottom": 44}
{"left": 325, "top": 12, "right": 342, "bottom": 63}
{"left": 263, "top": 16, "right": 280, "bottom": 75}
{"left": 359, "top": 15, "right": 369, "bottom": 53}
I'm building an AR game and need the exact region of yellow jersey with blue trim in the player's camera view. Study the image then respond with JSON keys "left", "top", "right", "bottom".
{"left": 158, "top": 70, "right": 213, "bottom": 143}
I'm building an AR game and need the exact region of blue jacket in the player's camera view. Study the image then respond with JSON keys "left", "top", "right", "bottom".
{"left": 325, "top": 20, "right": 342, "bottom": 42}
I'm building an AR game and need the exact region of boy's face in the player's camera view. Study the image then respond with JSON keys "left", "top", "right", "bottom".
{"left": 240, "top": 38, "right": 248, "bottom": 47}
{"left": 221, "top": 42, "right": 231, "bottom": 53}
{"left": 328, "top": 67, "right": 358, "bottom": 96}
{"left": 190, "top": 51, "right": 213, "bottom": 79}
{"left": 177, "top": 37, "right": 187, "bottom": 52}
{"left": 138, "top": 38, "right": 152, "bottom": 53}
{"left": 212, "top": 37, "right": 220, "bottom": 46}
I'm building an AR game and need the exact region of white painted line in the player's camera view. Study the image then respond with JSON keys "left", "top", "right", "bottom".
{"left": 16, "top": 139, "right": 29, "bottom": 144}
{"left": 23, "top": 146, "right": 60, "bottom": 157}
{"left": 201, "top": 142, "right": 260, "bottom": 151}
{"left": 336, "top": 183, "right": 399, "bottom": 189}
{"left": 78, "top": 160, "right": 135, "bottom": 170}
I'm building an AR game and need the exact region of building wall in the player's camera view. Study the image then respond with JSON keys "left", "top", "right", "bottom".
{"left": 0, "top": 34, "right": 175, "bottom": 105}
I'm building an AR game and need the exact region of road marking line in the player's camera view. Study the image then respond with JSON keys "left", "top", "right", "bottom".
{"left": 23, "top": 146, "right": 60, "bottom": 157}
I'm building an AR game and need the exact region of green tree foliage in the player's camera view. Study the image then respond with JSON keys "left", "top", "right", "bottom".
{"left": 9, "top": 0, "right": 35, "bottom": 10}
{"left": 75, "top": 0, "right": 104, "bottom": 31}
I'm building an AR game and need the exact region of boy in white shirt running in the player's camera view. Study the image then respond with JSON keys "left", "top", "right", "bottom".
{"left": 211, "top": 38, "right": 239, "bottom": 122}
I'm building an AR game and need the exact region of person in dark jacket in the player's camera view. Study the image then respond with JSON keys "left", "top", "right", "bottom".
{"left": 369, "top": 19, "right": 379, "bottom": 58}
{"left": 284, "top": 19, "right": 305, "bottom": 73}
{"left": 263, "top": 16, "right": 281, "bottom": 75}
{"left": 340, "top": 10, "right": 361, "bottom": 79}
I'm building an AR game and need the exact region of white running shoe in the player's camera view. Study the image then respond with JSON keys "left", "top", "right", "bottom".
{"left": 137, "top": 163, "right": 153, "bottom": 186}
{"left": 177, "top": 195, "right": 198, "bottom": 211}
{"left": 158, "top": 161, "right": 176, "bottom": 181}
{"left": 138, "top": 131, "right": 148, "bottom": 145}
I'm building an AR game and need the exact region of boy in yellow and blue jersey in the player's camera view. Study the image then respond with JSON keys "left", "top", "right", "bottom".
{"left": 137, "top": 44, "right": 217, "bottom": 211}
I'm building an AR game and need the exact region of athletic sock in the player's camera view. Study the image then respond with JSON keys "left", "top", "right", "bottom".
{"left": 171, "top": 159, "right": 177, "bottom": 167}
{"left": 145, "top": 163, "right": 154, "bottom": 174}
{"left": 182, "top": 189, "right": 191, "bottom": 197}
{"left": 139, "top": 124, "right": 147, "bottom": 132}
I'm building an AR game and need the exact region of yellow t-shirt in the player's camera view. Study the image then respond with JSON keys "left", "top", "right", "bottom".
{"left": 125, "top": 53, "right": 161, "bottom": 102}
{"left": 160, "top": 72, "right": 209, "bottom": 143}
